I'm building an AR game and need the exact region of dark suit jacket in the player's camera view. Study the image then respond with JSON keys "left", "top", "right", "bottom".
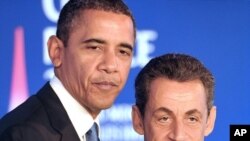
{"left": 0, "top": 82, "right": 80, "bottom": 141}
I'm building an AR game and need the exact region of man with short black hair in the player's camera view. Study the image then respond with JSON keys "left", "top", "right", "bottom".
{"left": 132, "top": 53, "right": 216, "bottom": 141}
{"left": 0, "top": 0, "right": 136, "bottom": 140}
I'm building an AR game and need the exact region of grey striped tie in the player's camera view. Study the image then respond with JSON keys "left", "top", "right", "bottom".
{"left": 86, "top": 123, "right": 99, "bottom": 141}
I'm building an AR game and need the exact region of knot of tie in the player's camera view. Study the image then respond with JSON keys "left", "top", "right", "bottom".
{"left": 86, "top": 122, "right": 99, "bottom": 141}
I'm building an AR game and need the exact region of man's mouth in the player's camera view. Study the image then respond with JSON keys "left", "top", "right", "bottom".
{"left": 92, "top": 81, "right": 118, "bottom": 91}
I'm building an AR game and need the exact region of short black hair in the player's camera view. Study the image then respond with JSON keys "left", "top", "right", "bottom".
{"left": 135, "top": 53, "right": 215, "bottom": 117}
{"left": 56, "top": 0, "right": 136, "bottom": 46}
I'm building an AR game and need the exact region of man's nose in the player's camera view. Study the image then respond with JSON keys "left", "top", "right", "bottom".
{"left": 167, "top": 121, "right": 186, "bottom": 141}
{"left": 98, "top": 50, "right": 118, "bottom": 73}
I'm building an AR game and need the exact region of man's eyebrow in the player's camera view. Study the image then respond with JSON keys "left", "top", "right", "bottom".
{"left": 82, "top": 38, "right": 106, "bottom": 44}
{"left": 185, "top": 109, "right": 202, "bottom": 117}
{"left": 83, "top": 38, "right": 134, "bottom": 51}
{"left": 153, "top": 107, "right": 174, "bottom": 115}
{"left": 82, "top": 38, "right": 133, "bottom": 51}
{"left": 119, "top": 43, "right": 134, "bottom": 52}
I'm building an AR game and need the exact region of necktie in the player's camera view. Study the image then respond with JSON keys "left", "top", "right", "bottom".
{"left": 86, "top": 122, "right": 99, "bottom": 141}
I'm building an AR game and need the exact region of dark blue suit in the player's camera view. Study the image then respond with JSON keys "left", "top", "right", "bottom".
{"left": 0, "top": 82, "right": 80, "bottom": 141}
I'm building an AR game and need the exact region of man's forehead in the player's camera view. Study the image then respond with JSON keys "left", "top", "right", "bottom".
{"left": 150, "top": 106, "right": 207, "bottom": 119}
{"left": 149, "top": 78, "right": 207, "bottom": 102}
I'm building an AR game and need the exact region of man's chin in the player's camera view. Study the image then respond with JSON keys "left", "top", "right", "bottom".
{"left": 100, "top": 103, "right": 114, "bottom": 110}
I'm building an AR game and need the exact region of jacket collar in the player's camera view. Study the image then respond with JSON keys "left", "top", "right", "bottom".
{"left": 37, "top": 82, "right": 80, "bottom": 141}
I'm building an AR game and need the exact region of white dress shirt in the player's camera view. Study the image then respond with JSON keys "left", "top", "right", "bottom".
{"left": 50, "top": 76, "right": 100, "bottom": 141}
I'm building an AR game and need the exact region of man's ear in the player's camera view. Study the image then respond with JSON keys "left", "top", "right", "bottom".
{"left": 47, "top": 35, "right": 64, "bottom": 67}
{"left": 205, "top": 106, "right": 217, "bottom": 136}
{"left": 132, "top": 105, "right": 144, "bottom": 135}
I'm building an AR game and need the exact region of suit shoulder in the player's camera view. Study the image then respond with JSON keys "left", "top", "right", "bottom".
{"left": 0, "top": 122, "right": 60, "bottom": 141}
{"left": 0, "top": 83, "right": 52, "bottom": 135}
{"left": 0, "top": 95, "right": 44, "bottom": 134}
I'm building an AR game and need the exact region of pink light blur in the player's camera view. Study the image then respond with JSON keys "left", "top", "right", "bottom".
{"left": 8, "top": 27, "right": 29, "bottom": 111}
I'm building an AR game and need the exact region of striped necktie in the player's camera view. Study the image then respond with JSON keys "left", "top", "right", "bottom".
{"left": 86, "top": 122, "right": 99, "bottom": 141}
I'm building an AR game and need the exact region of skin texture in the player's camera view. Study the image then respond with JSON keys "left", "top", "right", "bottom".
{"left": 48, "top": 9, "right": 135, "bottom": 119}
{"left": 132, "top": 78, "right": 216, "bottom": 141}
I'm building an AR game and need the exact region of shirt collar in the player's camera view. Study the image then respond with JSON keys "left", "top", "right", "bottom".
{"left": 50, "top": 76, "right": 100, "bottom": 141}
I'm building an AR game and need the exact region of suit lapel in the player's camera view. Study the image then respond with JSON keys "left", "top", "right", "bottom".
{"left": 37, "top": 82, "right": 80, "bottom": 141}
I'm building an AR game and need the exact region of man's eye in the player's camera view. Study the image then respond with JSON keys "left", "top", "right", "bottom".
{"left": 188, "top": 116, "right": 199, "bottom": 123}
{"left": 87, "top": 46, "right": 99, "bottom": 50}
{"left": 119, "top": 49, "right": 131, "bottom": 56}
{"left": 159, "top": 116, "right": 169, "bottom": 123}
